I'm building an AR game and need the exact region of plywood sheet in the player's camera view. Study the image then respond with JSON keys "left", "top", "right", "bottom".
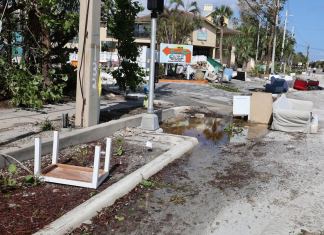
{"left": 250, "top": 92, "right": 273, "bottom": 124}
{"left": 43, "top": 164, "right": 105, "bottom": 183}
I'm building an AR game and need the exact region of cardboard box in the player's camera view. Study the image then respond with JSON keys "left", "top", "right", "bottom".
{"left": 249, "top": 92, "right": 273, "bottom": 124}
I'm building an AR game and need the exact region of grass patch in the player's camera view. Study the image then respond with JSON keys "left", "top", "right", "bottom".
{"left": 140, "top": 179, "right": 156, "bottom": 188}
{"left": 224, "top": 123, "right": 244, "bottom": 137}
{"left": 211, "top": 84, "right": 240, "bottom": 93}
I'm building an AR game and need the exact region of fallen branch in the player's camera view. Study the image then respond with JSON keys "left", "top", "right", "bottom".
{"left": 0, "top": 153, "right": 33, "bottom": 174}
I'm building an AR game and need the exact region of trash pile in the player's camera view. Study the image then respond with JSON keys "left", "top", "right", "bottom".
{"left": 259, "top": 74, "right": 322, "bottom": 94}
{"left": 233, "top": 92, "right": 318, "bottom": 134}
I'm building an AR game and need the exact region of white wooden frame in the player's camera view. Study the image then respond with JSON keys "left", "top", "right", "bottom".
{"left": 34, "top": 131, "right": 112, "bottom": 189}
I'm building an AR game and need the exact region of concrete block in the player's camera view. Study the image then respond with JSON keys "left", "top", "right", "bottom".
{"left": 140, "top": 113, "right": 159, "bottom": 131}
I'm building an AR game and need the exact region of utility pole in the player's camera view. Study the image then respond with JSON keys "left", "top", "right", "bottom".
{"left": 306, "top": 44, "right": 310, "bottom": 70}
{"left": 271, "top": 0, "right": 280, "bottom": 74}
{"left": 75, "top": 0, "right": 101, "bottom": 128}
{"left": 280, "top": 10, "right": 288, "bottom": 72}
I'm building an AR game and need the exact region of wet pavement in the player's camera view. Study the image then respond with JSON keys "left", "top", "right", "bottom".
{"left": 3, "top": 77, "right": 324, "bottom": 235}
{"left": 75, "top": 110, "right": 324, "bottom": 235}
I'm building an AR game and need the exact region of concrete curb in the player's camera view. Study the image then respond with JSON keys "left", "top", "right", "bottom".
{"left": 34, "top": 134, "right": 198, "bottom": 235}
{"left": 0, "top": 106, "right": 191, "bottom": 168}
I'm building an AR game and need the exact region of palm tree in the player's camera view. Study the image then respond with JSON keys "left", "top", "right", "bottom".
{"left": 212, "top": 5, "right": 233, "bottom": 64}
{"left": 157, "top": 0, "right": 201, "bottom": 44}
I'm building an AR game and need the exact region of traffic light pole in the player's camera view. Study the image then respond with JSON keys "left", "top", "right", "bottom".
{"left": 147, "top": 11, "right": 157, "bottom": 114}
{"left": 75, "top": 0, "right": 101, "bottom": 128}
{"left": 140, "top": 10, "right": 159, "bottom": 131}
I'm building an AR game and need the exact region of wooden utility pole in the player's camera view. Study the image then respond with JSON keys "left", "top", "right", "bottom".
{"left": 75, "top": 0, "right": 101, "bottom": 127}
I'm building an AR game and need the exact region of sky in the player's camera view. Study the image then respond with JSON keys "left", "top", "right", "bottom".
{"left": 139, "top": 0, "right": 324, "bottom": 61}
{"left": 286, "top": 0, "right": 324, "bottom": 61}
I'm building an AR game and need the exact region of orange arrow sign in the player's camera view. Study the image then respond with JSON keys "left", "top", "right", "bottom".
{"left": 162, "top": 46, "right": 192, "bottom": 63}
{"left": 163, "top": 47, "right": 171, "bottom": 55}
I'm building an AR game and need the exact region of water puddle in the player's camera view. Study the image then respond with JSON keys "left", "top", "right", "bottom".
{"left": 161, "top": 115, "right": 269, "bottom": 146}
{"left": 161, "top": 116, "right": 230, "bottom": 146}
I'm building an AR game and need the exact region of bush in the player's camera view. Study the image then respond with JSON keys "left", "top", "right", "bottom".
{"left": 0, "top": 57, "right": 65, "bottom": 109}
{"left": 112, "top": 60, "right": 145, "bottom": 91}
{"left": 7, "top": 70, "right": 64, "bottom": 109}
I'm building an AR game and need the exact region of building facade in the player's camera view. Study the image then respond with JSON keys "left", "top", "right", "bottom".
{"left": 96, "top": 14, "right": 238, "bottom": 66}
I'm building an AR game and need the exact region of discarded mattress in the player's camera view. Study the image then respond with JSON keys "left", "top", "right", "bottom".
{"left": 271, "top": 94, "right": 314, "bottom": 133}
{"left": 265, "top": 76, "right": 288, "bottom": 94}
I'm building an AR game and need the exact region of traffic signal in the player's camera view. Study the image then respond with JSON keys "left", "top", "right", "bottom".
{"left": 147, "top": 0, "right": 164, "bottom": 13}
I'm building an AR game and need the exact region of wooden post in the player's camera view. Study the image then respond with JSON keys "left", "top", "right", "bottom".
{"left": 52, "top": 131, "right": 59, "bottom": 164}
{"left": 104, "top": 138, "right": 112, "bottom": 173}
{"left": 34, "top": 138, "right": 42, "bottom": 175}
{"left": 92, "top": 146, "right": 101, "bottom": 188}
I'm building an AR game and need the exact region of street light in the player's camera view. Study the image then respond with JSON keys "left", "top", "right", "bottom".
{"left": 140, "top": 0, "right": 164, "bottom": 131}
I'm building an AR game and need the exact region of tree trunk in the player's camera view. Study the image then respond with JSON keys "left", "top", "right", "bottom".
{"left": 42, "top": 29, "right": 51, "bottom": 86}
{"left": 214, "top": 27, "right": 217, "bottom": 59}
{"left": 220, "top": 27, "right": 224, "bottom": 64}
{"left": 5, "top": 17, "right": 12, "bottom": 65}
{"left": 27, "top": 9, "right": 41, "bottom": 74}
{"left": 266, "top": 25, "right": 274, "bottom": 73}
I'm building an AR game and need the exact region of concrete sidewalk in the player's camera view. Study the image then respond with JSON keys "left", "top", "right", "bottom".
{"left": 0, "top": 96, "right": 144, "bottom": 148}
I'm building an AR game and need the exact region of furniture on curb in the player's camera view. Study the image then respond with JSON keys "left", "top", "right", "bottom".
{"left": 34, "top": 131, "right": 111, "bottom": 189}
{"left": 293, "top": 78, "right": 320, "bottom": 91}
{"left": 271, "top": 95, "right": 315, "bottom": 133}
{"left": 265, "top": 76, "right": 288, "bottom": 94}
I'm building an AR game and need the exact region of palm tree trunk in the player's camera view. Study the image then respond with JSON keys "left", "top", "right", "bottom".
{"left": 220, "top": 27, "right": 224, "bottom": 64}
{"left": 214, "top": 27, "right": 217, "bottom": 59}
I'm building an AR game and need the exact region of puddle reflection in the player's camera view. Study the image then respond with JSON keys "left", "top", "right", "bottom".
{"left": 161, "top": 117, "right": 230, "bottom": 146}
{"left": 161, "top": 116, "right": 269, "bottom": 145}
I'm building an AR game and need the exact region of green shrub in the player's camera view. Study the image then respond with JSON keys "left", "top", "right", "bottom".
{"left": 40, "top": 118, "right": 55, "bottom": 131}
{"left": 7, "top": 69, "right": 64, "bottom": 109}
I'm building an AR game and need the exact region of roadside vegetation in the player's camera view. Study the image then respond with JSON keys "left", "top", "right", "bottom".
{"left": 0, "top": 0, "right": 79, "bottom": 108}
{"left": 211, "top": 84, "right": 240, "bottom": 93}
{"left": 102, "top": 0, "right": 145, "bottom": 92}
{"left": 221, "top": 0, "right": 306, "bottom": 74}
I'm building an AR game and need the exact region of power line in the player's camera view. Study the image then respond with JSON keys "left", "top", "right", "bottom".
{"left": 296, "top": 44, "right": 324, "bottom": 52}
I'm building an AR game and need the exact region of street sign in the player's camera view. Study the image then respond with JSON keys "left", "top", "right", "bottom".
{"left": 160, "top": 43, "right": 193, "bottom": 64}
